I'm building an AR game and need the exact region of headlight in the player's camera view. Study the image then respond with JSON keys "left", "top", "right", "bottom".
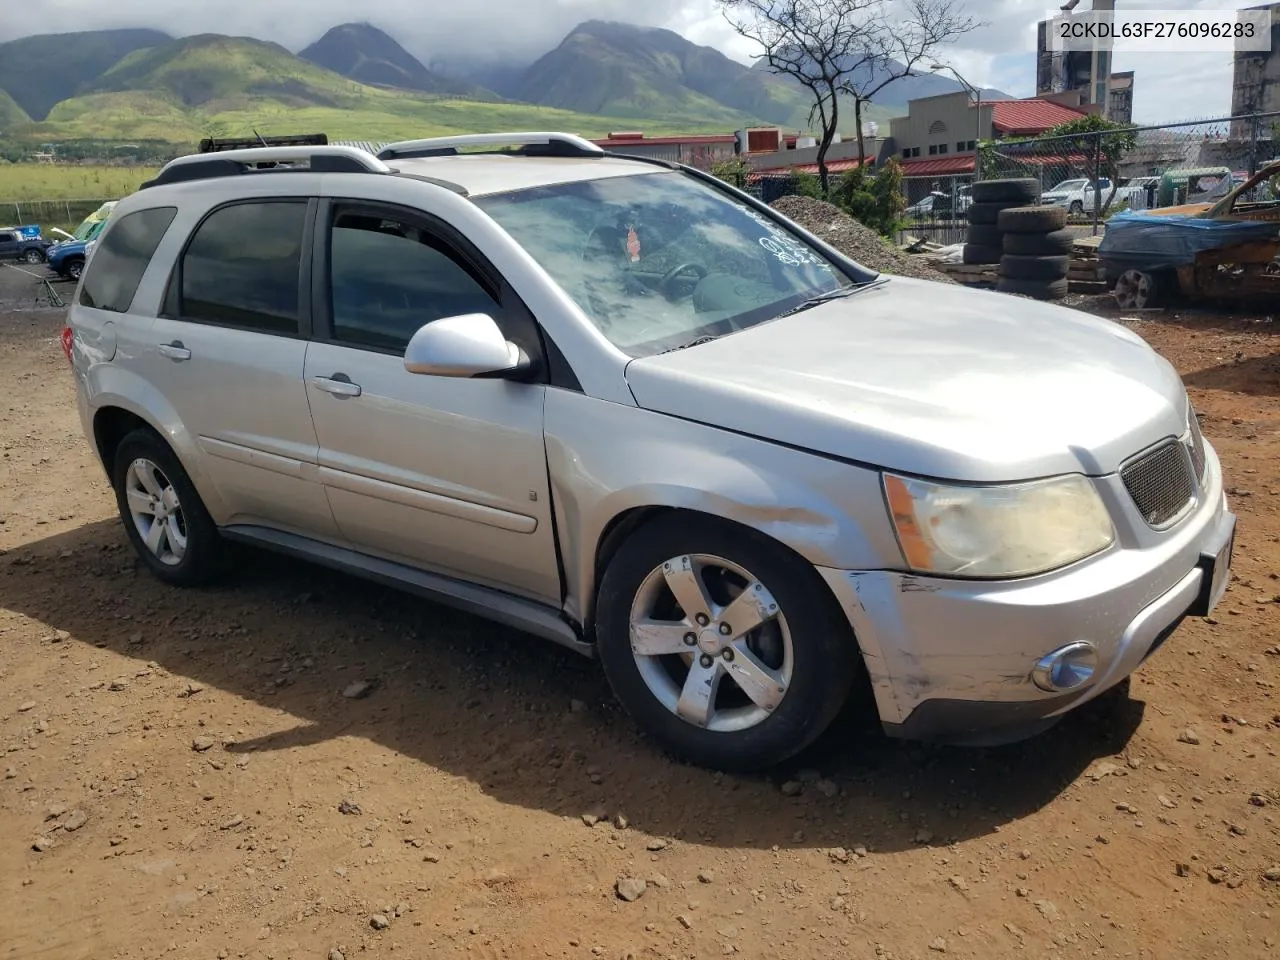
{"left": 883, "top": 472, "right": 1115, "bottom": 578}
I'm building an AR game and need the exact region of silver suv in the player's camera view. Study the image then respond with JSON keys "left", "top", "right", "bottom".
{"left": 65, "top": 133, "right": 1235, "bottom": 771}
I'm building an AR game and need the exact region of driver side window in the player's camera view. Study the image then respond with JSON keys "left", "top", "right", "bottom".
{"left": 328, "top": 206, "right": 500, "bottom": 353}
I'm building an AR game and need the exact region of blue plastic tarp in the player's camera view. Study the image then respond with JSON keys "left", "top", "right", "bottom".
{"left": 1098, "top": 210, "right": 1280, "bottom": 271}
{"left": 16, "top": 225, "right": 41, "bottom": 239}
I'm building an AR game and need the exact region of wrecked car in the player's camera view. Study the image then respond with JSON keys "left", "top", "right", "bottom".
{"left": 1100, "top": 159, "right": 1280, "bottom": 308}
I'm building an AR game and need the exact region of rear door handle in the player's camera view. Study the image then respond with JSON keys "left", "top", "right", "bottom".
{"left": 310, "top": 374, "right": 362, "bottom": 398}
{"left": 158, "top": 341, "right": 191, "bottom": 362}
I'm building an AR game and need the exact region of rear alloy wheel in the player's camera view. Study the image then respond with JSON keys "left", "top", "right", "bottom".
{"left": 24, "top": 248, "right": 44, "bottom": 264}
{"left": 112, "top": 428, "right": 225, "bottom": 586}
{"left": 595, "top": 516, "right": 860, "bottom": 772}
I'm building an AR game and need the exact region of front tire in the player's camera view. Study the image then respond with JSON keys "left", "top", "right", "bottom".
{"left": 24, "top": 248, "right": 44, "bottom": 264}
{"left": 595, "top": 515, "right": 861, "bottom": 772}
{"left": 112, "top": 429, "right": 225, "bottom": 586}
{"left": 67, "top": 259, "right": 84, "bottom": 280}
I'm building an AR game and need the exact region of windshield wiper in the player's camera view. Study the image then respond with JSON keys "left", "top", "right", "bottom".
{"left": 776, "top": 276, "right": 888, "bottom": 319}
{"left": 657, "top": 335, "right": 721, "bottom": 355}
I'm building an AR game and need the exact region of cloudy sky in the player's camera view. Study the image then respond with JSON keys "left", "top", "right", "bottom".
{"left": 0, "top": 0, "right": 1268, "bottom": 123}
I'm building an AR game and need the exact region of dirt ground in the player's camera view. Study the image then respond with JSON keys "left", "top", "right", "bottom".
{"left": 1, "top": 265, "right": 1277, "bottom": 960}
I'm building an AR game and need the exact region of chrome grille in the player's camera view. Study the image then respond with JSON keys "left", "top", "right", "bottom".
{"left": 1186, "top": 404, "right": 1207, "bottom": 480}
{"left": 1121, "top": 439, "right": 1197, "bottom": 528}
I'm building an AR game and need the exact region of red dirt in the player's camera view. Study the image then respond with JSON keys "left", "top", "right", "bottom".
{"left": 1, "top": 298, "right": 1277, "bottom": 960}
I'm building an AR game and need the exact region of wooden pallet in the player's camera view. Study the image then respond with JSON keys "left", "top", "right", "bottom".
{"left": 930, "top": 260, "right": 999, "bottom": 285}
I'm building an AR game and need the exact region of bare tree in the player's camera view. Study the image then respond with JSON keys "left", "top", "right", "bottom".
{"left": 721, "top": 0, "right": 977, "bottom": 195}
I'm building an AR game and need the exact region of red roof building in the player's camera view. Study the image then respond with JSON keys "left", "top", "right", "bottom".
{"left": 987, "top": 99, "right": 1089, "bottom": 136}
{"left": 888, "top": 91, "right": 1089, "bottom": 179}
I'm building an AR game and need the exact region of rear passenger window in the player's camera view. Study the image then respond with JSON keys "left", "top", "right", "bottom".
{"left": 78, "top": 207, "right": 177, "bottom": 313}
{"left": 180, "top": 201, "right": 306, "bottom": 334}
{"left": 328, "top": 207, "right": 499, "bottom": 352}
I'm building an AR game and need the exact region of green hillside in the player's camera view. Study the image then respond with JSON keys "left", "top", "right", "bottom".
{"left": 9, "top": 34, "right": 742, "bottom": 147}
{"left": 299, "top": 23, "right": 492, "bottom": 99}
{"left": 0, "top": 29, "right": 172, "bottom": 120}
{"left": 518, "top": 21, "right": 795, "bottom": 127}
{"left": 0, "top": 90, "right": 32, "bottom": 130}
{"left": 516, "top": 21, "right": 895, "bottom": 135}
{"left": 91, "top": 34, "right": 390, "bottom": 110}
{"left": 0, "top": 27, "right": 898, "bottom": 152}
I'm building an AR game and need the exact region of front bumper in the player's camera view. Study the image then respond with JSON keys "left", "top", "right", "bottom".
{"left": 818, "top": 446, "right": 1235, "bottom": 745}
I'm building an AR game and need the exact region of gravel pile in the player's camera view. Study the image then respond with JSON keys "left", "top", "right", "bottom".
{"left": 770, "top": 196, "right": 955, "bottom": 284}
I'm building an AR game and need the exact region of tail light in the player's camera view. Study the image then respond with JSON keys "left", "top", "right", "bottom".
{"left": 61, "top": 326, "right": 74, "bottom": 364}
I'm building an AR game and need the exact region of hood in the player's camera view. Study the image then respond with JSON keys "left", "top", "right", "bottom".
{"left": 624, "top": 276, "right": 1188, "bottom": 483}
{"left": 1135, "top": 202, "right": 1214, "bottom": 218}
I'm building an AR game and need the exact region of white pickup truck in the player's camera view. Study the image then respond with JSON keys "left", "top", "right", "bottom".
{"left": 1041, "top": 178, "right": 1113, "bottom": 216}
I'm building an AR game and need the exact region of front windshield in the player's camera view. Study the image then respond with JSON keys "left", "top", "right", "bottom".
{"left": 72, "top": 218, "right": 98, "bottom": 241}
{"left": 1051, "top": 180, "right": 1086, "bottom": 192}
{"left": 474, "top": 170, "right": 854, "bottom": 357}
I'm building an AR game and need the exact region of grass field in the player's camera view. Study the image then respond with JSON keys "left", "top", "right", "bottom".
{"left": 0, "top": 165, "right": 157, "bottom": 202}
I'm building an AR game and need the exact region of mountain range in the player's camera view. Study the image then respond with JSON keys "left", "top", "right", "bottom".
{"left": 0, "top": 20, "right": 1012, "bottom": 148}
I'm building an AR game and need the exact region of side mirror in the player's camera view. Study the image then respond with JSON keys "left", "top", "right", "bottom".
{"left": 403, "top": 313, "right": 527, "bottom": 378}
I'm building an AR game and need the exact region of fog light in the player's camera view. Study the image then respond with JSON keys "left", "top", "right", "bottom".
{"left": 1032, "top": 641, "right": 1098, "bottom": 693}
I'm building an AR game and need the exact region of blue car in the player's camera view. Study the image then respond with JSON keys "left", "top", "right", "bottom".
{"left": 46, "top": 219, "right": 107, "bottom": 280}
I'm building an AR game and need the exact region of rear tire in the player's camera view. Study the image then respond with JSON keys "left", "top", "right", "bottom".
{"left": 971, "top": 178, "right": 1040, "bottom": 204}
{"left": 112, "top": 429, "right": 226, "bottom": 586}
{"left": 1003, "top": 228, "right": 1075, "bottom": 256}
{"left": 595, "top": 515, "right": 861, "bottom": 773}
{"left": 996, "top": 276, "right": 1069, "bottom": 300}
{"left": 997, "top": 205, "right": 1067, "bottom": 233}
{"left": 999, "top": 254, "right": 1069, "bottom": 281}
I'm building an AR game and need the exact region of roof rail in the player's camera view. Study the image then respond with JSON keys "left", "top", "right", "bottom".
{"left": 377, "top": 131, "right": 604, "bottom": 161}
{"left": 200, "top": 133, "right": 329, "bottom": 153}
{"left": 140, "top": 145, "right": 390, "bottom": 190}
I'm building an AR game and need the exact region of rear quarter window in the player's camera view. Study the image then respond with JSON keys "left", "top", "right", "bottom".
{"left": 79, "top": 207, "right": 179, "bottom": 313}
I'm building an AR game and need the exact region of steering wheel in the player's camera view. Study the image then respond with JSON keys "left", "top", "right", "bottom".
{"left": 659, "top": 262, "right": 708, "bottom": 301}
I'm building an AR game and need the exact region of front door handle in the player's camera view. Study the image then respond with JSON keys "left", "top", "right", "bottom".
{"left": 158, "top": 340, "right": 191, "bottom": 362}
{"left": 310, "top": 374, "right": 362, "bottom": 398}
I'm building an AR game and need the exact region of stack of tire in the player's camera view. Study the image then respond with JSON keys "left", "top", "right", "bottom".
{"left": 962, "top": 178, "right": 1041, "bottom": 265}
{"left": 996, "top": 203, "right": 1071, "bottom": 301}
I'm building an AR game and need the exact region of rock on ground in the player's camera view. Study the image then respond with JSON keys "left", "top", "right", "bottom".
{"left": 769, "top": 196, "right": 956, "bottom": 284}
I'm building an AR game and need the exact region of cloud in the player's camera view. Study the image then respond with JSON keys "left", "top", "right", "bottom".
{"left": 0, "top": 0, "right": 1265, "bottom": 124}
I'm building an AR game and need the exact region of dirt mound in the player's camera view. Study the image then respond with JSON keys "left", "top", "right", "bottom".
{"left": 770, "top": 195, "right": 955, "bottom": 284}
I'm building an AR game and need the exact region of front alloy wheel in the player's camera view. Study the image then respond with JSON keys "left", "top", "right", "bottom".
{"left": 596, "top": 516, "right": 861, "bottom": 772}
{"left": 630, "top": 553, "right": 793, "bottom": 733}
{"left": 112, "top": 428, "right": 225, "bottom": 585}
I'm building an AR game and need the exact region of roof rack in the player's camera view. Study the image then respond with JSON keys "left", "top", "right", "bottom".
{"left": 199, "top": 133, "right": 329, "bottom": 153}
{"left": 140, "top": 145, "right": 390, "bottom": 190}
{"left": 377, "top": 132, "right": 604, "bottom": 161}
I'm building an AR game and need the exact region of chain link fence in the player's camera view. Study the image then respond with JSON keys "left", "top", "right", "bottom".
{"left": 977, "top": 111, "right": 1280, "bottom": 235}
{"left": 0, "top": 198, "right": 116, "bottom": 236}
